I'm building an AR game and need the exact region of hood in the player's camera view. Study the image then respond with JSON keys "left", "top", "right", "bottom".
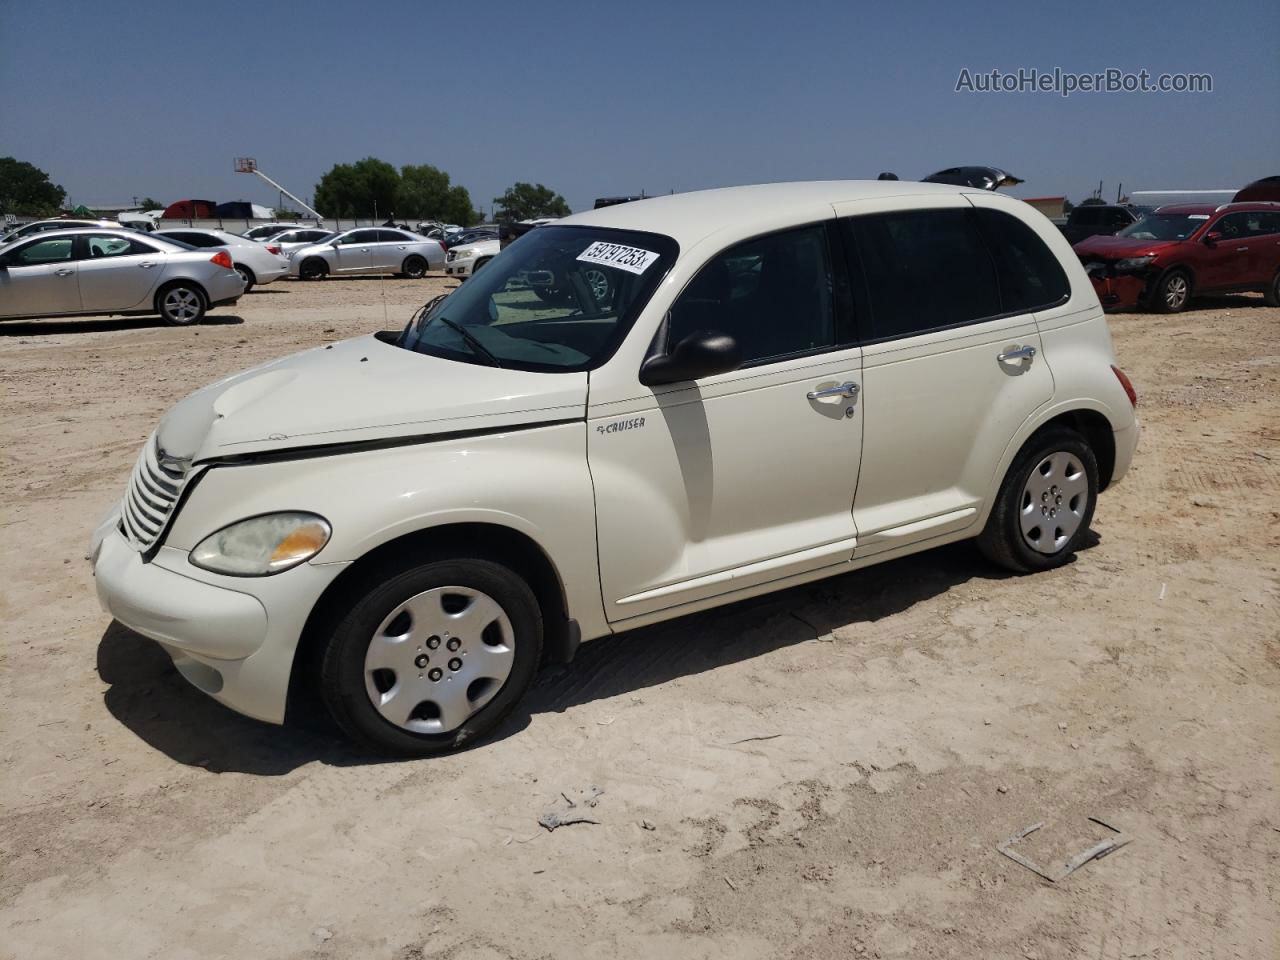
{"left": 1073, "top": 235, "right": 1180, "bottom": 259}
{"left": 157, "top": 334, "right": 587, "bottom": 464}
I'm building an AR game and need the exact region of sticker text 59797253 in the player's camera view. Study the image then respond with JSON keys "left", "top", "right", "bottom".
{"left": 576, "top": 241, "right": 660, "bottom": 275}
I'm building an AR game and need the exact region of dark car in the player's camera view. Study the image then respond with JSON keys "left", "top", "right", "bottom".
{"left": 1234, "top": 176, "right": 1280, "bottom": 203}
{"left": 442, "top": 229, "right": 498, "bottom": 250}
{"left": 1074, "top": 202, "right": 1280, "bottom": 312}
{"left": 1059, "top": 204, "right": 1144, "bottom": 245}
{"left": 921, "top": 166, "right": 1024, "bottom": 190}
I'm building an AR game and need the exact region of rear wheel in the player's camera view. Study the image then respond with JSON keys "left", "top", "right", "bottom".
{"left": 1153, "top": 269, "right": 1190, "bottom": 313}
{"left": 155, "top": 282, "right": 206, "bottom": 326}
{"left": 977, "top": 428, "right": 1098, "bottom": 573}
{"left": 234, "top": 264, "right": 256, "bottom": 293}
{"left": 320, "top": 557, "right": 543, "bottom": 756}
{"left": 300, "top": 257, "right": 329, "bottom": 281}
{"left": 1264, "top": 269, "right": 1280, "bottom": 307}
{"left": 402, "top": 255, "right": 428, "bottom": 279}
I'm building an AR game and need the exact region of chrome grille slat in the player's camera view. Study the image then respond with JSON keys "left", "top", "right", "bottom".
{"left": 119, "top": 434, "right": 189, "bottom": 551}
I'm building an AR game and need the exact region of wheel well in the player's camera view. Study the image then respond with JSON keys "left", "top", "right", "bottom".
{"left": 284, "top": 523, "right": 575, "bottom": 726}
{"left": 233, "top": 262, "right": 256, "bottom": 284}
{"left": 301, "top": 256, "right": 328, "bottom": 275}
{"left": 474, "top": 257, "right": 492, "bottom": 270}
{"left": 153, "top": 278, "right": 207, "bottom": 310}
{"left": 1033, "top": 410, "right": 1116, "bottom": 490}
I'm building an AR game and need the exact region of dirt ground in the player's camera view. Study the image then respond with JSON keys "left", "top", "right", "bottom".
{"left": 1, "top": 275, "right": 1276, "bottom": 960}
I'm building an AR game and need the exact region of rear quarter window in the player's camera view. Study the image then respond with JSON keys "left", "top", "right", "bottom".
{"left": 973, "top": 209, "right": 1070, "bottom": 313}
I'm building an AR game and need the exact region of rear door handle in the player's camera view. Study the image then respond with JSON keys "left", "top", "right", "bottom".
{"left": 807, "top": 381, "right": 860, "bottom": 400}
{"left": 998, "top": 345, "right": 1037, "bottom": 363}
{"left": 55, "top": 268, "right": 74, "bottom": 277}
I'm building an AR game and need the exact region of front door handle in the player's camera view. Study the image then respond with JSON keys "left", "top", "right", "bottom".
{"left": 807, "top": 381, "right": 860, "bottom": 400}
{"left": 138, "top": 261, "right": 157, "bottom": 269}
{"left": 55, "top": 268, "right": 74, "bottom": 277}
{"left": 998, "top": 345, "right": 1037, "bottom": 363}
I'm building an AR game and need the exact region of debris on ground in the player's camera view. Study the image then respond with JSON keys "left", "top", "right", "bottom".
{"left": 538, "top": 786, "right": 605, "bottom": 831}
{"left": 997, "top": 817, "right": 1133, "bottom": 882}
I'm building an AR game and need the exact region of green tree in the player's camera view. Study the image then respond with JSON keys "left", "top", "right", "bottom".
{"left": 313, "top": 157, "right": 400, "bottom": 218}
{"left": 398, "top": 164, "right": 480, "bottom": 225}
{"left": 492, "top": 182, "right": 570, "bottom": 222}
{"left": 0, "top": 157, "right": 66, "bottom": 216}
{"left": 138, "top": 196, "right": 162, "bottom": 210}
{"left": 1079, "top": 196, "right": 1106, "bottom": 206}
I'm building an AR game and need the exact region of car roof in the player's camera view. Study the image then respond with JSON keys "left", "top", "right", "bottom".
{"left": 2, "top": 226, "right": 186, "bottom": 246}
{"left": 560, "top": 180, "right": 971, "bottom": 246}
{"left": 1153, "top": 203, "right": 1220, "bottom": 215}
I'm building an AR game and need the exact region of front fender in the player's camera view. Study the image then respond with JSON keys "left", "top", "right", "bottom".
{"left": 165, "top": 421, "right": 609, "bottom": 640}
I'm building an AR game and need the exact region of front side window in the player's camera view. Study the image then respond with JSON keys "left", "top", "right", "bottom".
{"left": 667, "top": 224, "right": 835, "bottom": 365}
{"left": 8, "top": 236, "right": 74, "bottom": 265}
{"left": 398, "top": 225, "right": 677, "bottom": 372}
{"left": 973, "top": 209, "right": 1070, "bottom": 313}
{"left": 846, "top": 208, "right": 1001, "bottom": 342}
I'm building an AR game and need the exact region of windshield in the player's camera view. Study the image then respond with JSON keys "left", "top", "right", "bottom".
{"left": 398, "top": 225, "right": 678, "bottom": 372}
{"left": 1117, "top": 213, "right": 1207, "bottom": 241}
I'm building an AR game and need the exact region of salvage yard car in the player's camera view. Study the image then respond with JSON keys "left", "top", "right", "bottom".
{"left": 90, "top": 181, "right": 1140, "bottom": 755}
{"left": 0, "top": 228, "right": 243, "bottom": 325}
{"left": 444, "top": 237, "right": 500, "bottom": 278}
{"left": 289, "top": 227, "right": 445, "bottom": 279}
{"left": 156, "top": 228, "right": 290, "bottom": 292}
{"left": 1075, "top": 202, "right": 1280, "bottom": 311}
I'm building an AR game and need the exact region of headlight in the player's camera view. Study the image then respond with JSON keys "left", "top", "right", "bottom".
{"left": 1114, "top": 256, "right": 1155, "bottom": 271}
{"left": 190, "top": 512, "right": 331, "bottom": 576}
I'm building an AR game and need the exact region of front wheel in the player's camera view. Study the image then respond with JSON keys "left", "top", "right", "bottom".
{"left": 977, "top": 428, "right": 1098, "bottom": 573}
{"left": 1153, "top": 269, "right": 1190, "bottom": 313}
{"left": 1264, "top": 269, "right": 1280, "bottom": 307}
{"left": 320, "top": 558, "right": 543, "bottom": 756}
{"left": 156, "top": 283, "right": 207, "bottom": 326}
{"left": 300, "top": 257, "right": 330, "bottom": 281}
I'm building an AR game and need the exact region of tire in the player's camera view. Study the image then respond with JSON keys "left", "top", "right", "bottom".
{"left": 402, "top": 255, "right": 428, "bottom": 279}
{"left": 320, "top": 557, "right": 543, "bottom": 756}
{"left": 234, "top": 264, "right": 256, "bottom": 293}
{"left": 976, "top": 427, "right": 1099, "bottom": 574}
{"left": 473, "top": 257, "right": 492, "bottom": 274}
{"left": 300, "top": 257, "right": 330, "bottom": 281}
{"left": 155, "top": 282, "right": 207, "bottom": 326}
{"left": 1153, "top": 268, "right": 1191, "bottom": 313}
{"left": 1264, "top": 269, "right": 1280, "bottom": 308}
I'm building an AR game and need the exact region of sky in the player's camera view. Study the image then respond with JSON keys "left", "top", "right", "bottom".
{"left": 1, "top": 0, "right": 1276, "bottom": 215}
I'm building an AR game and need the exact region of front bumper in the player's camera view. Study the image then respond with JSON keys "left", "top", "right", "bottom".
{"left": 92, "top": 517, "right": 349, "bottom": 724}
{"left": 1088, "top": 273, "right": 1147, "bottom": 311}
{"left": 444, "top": 257, "right": 475, "bottom": 278}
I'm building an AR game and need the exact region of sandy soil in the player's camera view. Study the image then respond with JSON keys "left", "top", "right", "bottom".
{"left": 1, "top": 276, "right": 1277, "bottom": 959}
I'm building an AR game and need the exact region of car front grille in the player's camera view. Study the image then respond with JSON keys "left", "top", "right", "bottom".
{"left": 120, "top": 435, "right": 190, "bottom": 551}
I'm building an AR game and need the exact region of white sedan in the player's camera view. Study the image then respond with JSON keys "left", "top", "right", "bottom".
{"left": 289, "top": 227, "right": 445, "bottom": 280}
{"left": 156, "top": 229, "right": 289, "bottom": 292}
{"left": 443, "top": 237, "right": 501, "bottom": 279}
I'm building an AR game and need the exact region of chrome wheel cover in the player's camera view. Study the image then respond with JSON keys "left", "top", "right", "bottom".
{"left": 163, "top": 288, "right": 200, "bottom": 321}
{"left": 1164, "top": 274, "right": 1188, "bottom": 309}
{"left": 584, "top": 267, "right": 610, "bottom": 302}
{"left": 1020, "top": 452, "right": 1088, "bottom": 554}
{"left": 363, "top": 586, "right": 515, "bottom": 734}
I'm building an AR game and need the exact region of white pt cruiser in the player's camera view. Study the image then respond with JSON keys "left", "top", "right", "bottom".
{"left": 92, "top": 182, "right": 1140, "bottom": 755}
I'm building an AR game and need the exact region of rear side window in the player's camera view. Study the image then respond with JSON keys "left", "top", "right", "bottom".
{"left": 376, "top": 230, "right": 409, "bottom": 242}
{"left": 84, "top": 234, "right": 157, "bottom": 258}
{"left": 973, "top": 209, "right": 1070, "bottom": 313}
{"left": 845, "top": 209, "right": 1000, "bottom": 342}
{"left": 667, "top": 223, "right": 836, "bottom": 365}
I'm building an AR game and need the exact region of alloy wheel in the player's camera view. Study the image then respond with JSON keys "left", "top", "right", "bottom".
{"left": 1164, "top": 274, "right": 1188, "bottom": 310}
{"left": 363, "top": 586, "right": 515, "bottom": 734}
{"left": 163, "top": 288, "right": 200, "bottom": 322}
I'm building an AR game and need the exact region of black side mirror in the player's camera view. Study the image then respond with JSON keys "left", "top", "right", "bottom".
{"left": 639, "top": 330, "right": 742, "bottom": 386}
{"left": 1203, "top": 231, "right": 1222, "bottom": 247}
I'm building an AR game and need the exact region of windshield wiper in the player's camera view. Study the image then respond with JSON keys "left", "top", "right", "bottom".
{"left": 436, "top": 316, "right": 503, "bottom": 368}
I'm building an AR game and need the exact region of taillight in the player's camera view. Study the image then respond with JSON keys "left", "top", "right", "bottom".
{"left": 1111, "top": 365, "right": 1137, "bottom": 407}
{"left": 266, "top": 245, "right": 282, "bottom": 255}
{"left": 211, "top": 251, "right": 234, "bottom": 269}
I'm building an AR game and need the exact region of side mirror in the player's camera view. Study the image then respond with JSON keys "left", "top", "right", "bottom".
{"left": 639, "top": 331, "right": 742, "bottom": 386}
{"left": 1204, "top": 231, "right": 1222, "bottom": 247}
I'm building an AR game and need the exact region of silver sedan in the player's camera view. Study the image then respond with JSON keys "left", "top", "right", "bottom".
{"left": 289, "top": 227, "right": 445, "bottom": 280}
{"left": 0, "top": 228, "right": 245, "bottom": 325}
{"left": 156, "top": 228, "right": 290, "bottom": 292}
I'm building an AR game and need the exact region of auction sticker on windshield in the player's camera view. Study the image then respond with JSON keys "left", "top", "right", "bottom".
{"left": 576, "top": 241, "right": 660, "bottom": 275}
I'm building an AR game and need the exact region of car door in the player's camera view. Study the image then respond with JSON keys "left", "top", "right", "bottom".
{"left": 588, "top": 221, "right": 864, "bottom": 623}
{"left": 836, "top": 195, "right": 1057, "bottom": 555}
{"left": 0, "top": 235, "right": 81, "bottom": 316}
{"left": 1198, "top": 213, "right": 1255, "bottom": 290}
{"left": 372, "top": 230, "right": 411, "bottom": 272}
{"left": 332, "top": 230, "right": 376, "bottom": 273}
{"left": 75, "top": 234, "right": 166, "bottom": 311}
{"left": 1252, "top": 212, "right": 1280, "bottom": 284}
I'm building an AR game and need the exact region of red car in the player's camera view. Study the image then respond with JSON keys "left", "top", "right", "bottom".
{"left": 1074, "top": 202, "right": 1280, "bottom": 312}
